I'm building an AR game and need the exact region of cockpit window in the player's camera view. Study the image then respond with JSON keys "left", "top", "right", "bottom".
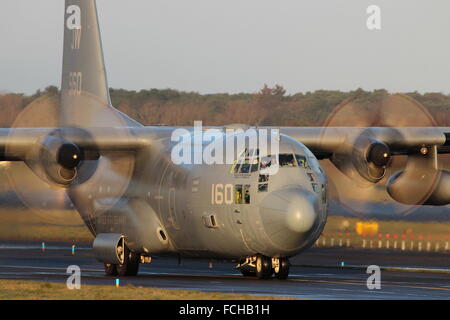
{"left": 295, "top": 154, "right": 311, "bottom": 169}
{"left": 232, "top": 150, "right": 309, "bottom": 174}
{"left": 259, "top": 154, "right": 279, "bottom": 175}
{"left": 231, "top": 149, "right": 259, "bottom": 174}
{"left": 308, "top": 156, "right": 322, "bottom": 172}
{"left": 304, "top": 149, "right": 322, "bottom": 173}
{"left": 240, "top": 161, "right": 251, "bottom": 174}
{"left": 279, "top": 154, "right": 297, "bottom": 167}
{"left": 250, "top": 149, "right": 259, "bottom": 172}
{"left": 260, "top": 155, "right": 273, "bottom": 169}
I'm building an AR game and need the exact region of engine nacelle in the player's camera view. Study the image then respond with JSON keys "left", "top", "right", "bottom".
{"left": 93, "top": 233, "right": 125, "bottom": 264}
{"left": 332, "top": 136, "right": 391, "bottom": 183}
{"left": 387, "top": 169, "right": 450, "bottom": 206}
{"left": 39, "top": 135, "right": 82, "bottom": 185}
{"left": 25, "top": 134, "right": 97, "bottom": 187}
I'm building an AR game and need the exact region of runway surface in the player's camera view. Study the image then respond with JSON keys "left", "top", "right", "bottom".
{"left": 0, "top": 241, "right": 449, "bottom": 299}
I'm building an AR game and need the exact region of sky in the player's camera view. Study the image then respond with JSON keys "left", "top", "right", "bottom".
{"left": 1, "top": 0, "right": 450, "bottom": 95}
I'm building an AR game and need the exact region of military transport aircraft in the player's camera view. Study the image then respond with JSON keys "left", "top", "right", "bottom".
{"left": 1, "top": 0, "right": 450, "bottom": 280}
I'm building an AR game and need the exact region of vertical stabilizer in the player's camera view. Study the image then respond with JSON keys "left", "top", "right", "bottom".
{"left": 61, "top": 0, "right": 137, "bottom": 127}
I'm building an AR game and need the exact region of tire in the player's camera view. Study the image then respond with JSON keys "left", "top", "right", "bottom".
{"left": 255, "top": 255, "right": 272, "bottom": 280}
{"left": 240, "top": 268, "right": 256, "bottom": 277}
{"left": 275, "top": 258, "right": 290, "bottom": 280}
{"left": 117, "top": 246, "right": 140, "bottom": 277}
{"left": 104, "top": 263, "right": 118, "bottom": 276}
{"left": 125, "top": 251, "right": 140, "bottom": 276}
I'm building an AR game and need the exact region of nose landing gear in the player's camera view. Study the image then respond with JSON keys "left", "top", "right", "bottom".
{"left": 256, "top": 255, "right": 273, "bottom": 279}
{"left": 237, "top": 255, "right": 290, "bottom": 280}
{"left": 272, "top": 257, "right": 290, "bottom": 280}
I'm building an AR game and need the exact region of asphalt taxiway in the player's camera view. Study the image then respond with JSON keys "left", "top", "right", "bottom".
{"left": 0, "top": 242, "right": 449, "bottom": 299}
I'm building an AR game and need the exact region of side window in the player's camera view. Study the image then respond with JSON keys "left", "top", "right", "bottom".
{"left": 258, "top": 174, "right": 269, "bottom": 192}
{"left": 295, "top": 154, "right": 311, "bottom": 169}
{"left": 312, "top": 183, "right": 320, "bottom": 193}
{"left": 243, "top": 185, "right": 251, "bottom": 204}
{"left": 235, "top": 185, "right": 243, "bottom": 204}
{"left": 258, "top": 183, "right": 268, "bottom": 192}
{"left": 321, "top": 184, "right": 327, "bottom": 203}
{"left": 234, "top": 184, "right": 251, "bottom": 204}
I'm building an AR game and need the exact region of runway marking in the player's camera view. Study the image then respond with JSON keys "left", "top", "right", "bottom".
{"left": 0, "top": 265, "right": 102, "bottom": 273}
{"left": 291, "top": 278, "right": 450, "bottom": 292}
{"left": 294, "top": 264, "right": 450, "bottom": 275}
{"left": 1, "top": 264, "right": 449, "bottom": 295}
{"left": 0, "top": 245, "right": 91, "bottom": 251}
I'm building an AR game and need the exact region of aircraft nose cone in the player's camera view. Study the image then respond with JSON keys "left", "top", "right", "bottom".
{"left": 259, "top": 188, "right": 319, "bottom": 251}
{"left": 284, "top": 194, "right": 317, "bottom": 233}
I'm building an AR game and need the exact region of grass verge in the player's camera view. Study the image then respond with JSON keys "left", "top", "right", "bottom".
{"left": 0, "top": 279, "right": 293, "bottom": 300}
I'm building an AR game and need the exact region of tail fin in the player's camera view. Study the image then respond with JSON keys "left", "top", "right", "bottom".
{"left": 61, "top": 0, "right": 138, "bottom": 127}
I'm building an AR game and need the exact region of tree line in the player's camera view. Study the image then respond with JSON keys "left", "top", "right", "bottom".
{"left": 1, "top": 85, "right": 450, "bottom": 127}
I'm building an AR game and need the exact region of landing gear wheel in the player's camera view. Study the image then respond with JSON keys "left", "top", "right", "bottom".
{"left": 240, "top": 268, "right": 256, "bottom": 277}
{"left": 256, "top": 255, "right": 272, "bottom": 280}
{"left": 275, "top": 258, "right": 290, "bottom": 280}
{"left": 117, "top": 245, "right": 140, "bottom": 277}
{"left": 104, "top": 263, "right": 118, "bottom": 276}
{"left": 126, "top": 251, "right": 140, "bottom": 276}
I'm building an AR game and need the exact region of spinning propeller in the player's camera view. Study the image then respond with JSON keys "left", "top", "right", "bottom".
{"left": 320, "top": 93, "right": 441, "bottom": 217}
{"left": 3, "top": 91, "right": 137, "bottom": 229}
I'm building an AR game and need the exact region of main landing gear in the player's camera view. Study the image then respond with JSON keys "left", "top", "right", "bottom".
{"left": 104, "top": 245, "right": 140, "bottom": 277}
{"left": 238, "top": 255, "right": 290, "bottom": 280}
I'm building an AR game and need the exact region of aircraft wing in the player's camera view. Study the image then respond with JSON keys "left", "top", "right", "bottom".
{"left": 0, "top": 127, "right": 155, "bottom": 162}
{"left": 278, "top": 127, "right": 450, "bottom": 158}
{"left": 3, "top": 125, "right": 449, "bottom": 161}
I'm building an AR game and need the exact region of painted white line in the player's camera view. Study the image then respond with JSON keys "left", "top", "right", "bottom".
{"left": 0, "top": 264, "right": 101, "bottom": 273}
{"left": 0, "top": 245, "right": 91, "bottom": 250}
{"left": 293, "top": 264, "right": 450, "bottom": 274}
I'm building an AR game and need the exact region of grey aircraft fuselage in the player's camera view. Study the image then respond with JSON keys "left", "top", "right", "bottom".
{"left": 78, "top": 128, "right": 328, "bottom": 260}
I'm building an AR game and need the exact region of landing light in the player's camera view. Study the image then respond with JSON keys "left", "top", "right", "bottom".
{"left": 420, "top": 147, "right": 429, "bottom": 155}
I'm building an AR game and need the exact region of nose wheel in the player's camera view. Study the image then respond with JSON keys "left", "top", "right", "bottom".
{"left": 256, "top": 255, "right": 273, "bottom": 279}
{"left": 273, "top": 257, "right": 290, "bottom": 280}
